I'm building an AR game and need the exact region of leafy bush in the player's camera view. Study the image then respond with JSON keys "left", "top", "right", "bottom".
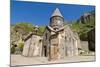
{"left": 13, "top": 22, "right": 34, "bottom": 35}
{"left": 11, "top": 46, "right": 15, "bottom": 54}
{"left": 18, "top": 43, "right": 24, "bottom": 52}
{"left": 38, "top": 26, "right": 46, "bottom": 36}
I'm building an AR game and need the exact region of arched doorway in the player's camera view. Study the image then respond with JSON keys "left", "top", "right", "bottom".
{"left": 44, "top": 46, "right": 47, "bottom": 57}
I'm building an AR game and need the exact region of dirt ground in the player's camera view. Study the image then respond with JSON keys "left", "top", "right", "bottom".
{"left": 11, "top": 54, "right": 95, "bottom": 66}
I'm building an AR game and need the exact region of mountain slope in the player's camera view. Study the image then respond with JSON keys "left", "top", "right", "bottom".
{"left": 71, "top": 10, "right": 95, "bottom": 41}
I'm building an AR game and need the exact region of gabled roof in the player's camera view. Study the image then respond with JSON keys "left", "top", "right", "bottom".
{"left": 24, "top": 32, "right": 33, "bottom": 41}
{"left": 51, "top": 8, "right": 63, "bottom": 17}
{"left": 24, "top": 32, "right": 42, "bottom": 41}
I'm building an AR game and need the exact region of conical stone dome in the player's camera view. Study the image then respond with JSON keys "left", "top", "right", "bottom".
{"left": 51, "top": 8, "right": 63, "bottom": 18}
{"left": 50, "top": 8, "right": 64, "bottom": 29}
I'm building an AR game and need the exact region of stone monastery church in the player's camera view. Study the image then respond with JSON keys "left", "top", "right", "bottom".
{"left": 22, "top": 8, "right": 81, "bottom": 60}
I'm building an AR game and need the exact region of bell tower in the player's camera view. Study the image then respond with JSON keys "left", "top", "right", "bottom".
{"left": 50, "top": 8, "right": 64, "bottom": 30}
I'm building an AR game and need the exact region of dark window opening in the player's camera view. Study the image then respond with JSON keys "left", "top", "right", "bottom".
{"left": 14, "top": 45, "right": 17, "bottom": 47}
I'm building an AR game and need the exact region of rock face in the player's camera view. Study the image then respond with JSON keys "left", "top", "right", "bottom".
{"left": 10, "top": 23, "right": 35, "bottom": 54}
{"left": 76, "top": 11, "right": 95, "bottom": 51}
{"left": 11, "top": 27, "right": 21, "bottom": 47}
{"left": 77, "top": 11, "right": 95, "bottom": 24}
{"left": 11, "top": 26, "right": 24, "bottom": 54}
{"left": 87, "top": 28, "right": 95, "bottom": 51}
{"left": 80, "top": 41, "right": 89, "bottom": 51}
{"left": 76, "top": 11, "right": 95, "bottom": 41}
{"left": 70, "top": 11, "right": 95, "bottom": 52}
{"left": 43, "top": 8, "right": 80, "bottom": 60}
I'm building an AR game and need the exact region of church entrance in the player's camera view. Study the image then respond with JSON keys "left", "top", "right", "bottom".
{"left": 51, "top": 44, "right": 59, "bottom": 60}
{"left": 44, "top": 46, "right": 47, "bottom": 57}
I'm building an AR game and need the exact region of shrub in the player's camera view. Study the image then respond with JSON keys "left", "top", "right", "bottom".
{"left": 11, "top": 46, "right": 15, "bottom": 54}
{"left": 18, "top": 43, "right": 24, "bottom": 52}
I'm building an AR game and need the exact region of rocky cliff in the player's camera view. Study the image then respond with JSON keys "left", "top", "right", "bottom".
{"left": 87, "top": 28, "right": 95, "bottom": 51}
{"left": 71, "top": 10, "right": 95, "bottom": 41}
{"left": 70, "top": 10, "right": 95, "bottom": 51}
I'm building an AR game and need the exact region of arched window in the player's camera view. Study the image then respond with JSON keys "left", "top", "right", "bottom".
{"left": 45, "top": 33, "right": 47, "bottom": 39}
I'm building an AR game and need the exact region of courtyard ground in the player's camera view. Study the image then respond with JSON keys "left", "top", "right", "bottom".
{"left": 11, "top": 54, "right": 95, "bottom": 66}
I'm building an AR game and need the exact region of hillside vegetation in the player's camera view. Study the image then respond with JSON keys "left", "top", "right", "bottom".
{"left": 70, "top": 10, "right": 95, "bottom": 41}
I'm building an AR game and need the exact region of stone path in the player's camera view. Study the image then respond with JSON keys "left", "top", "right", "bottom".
{"left": 11, "top": 54, "right": 95, "bottom": 66}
